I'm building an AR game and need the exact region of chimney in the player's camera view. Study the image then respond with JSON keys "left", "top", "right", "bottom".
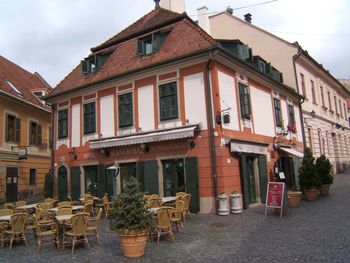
{"left": 197, "top": 6, "right": 210, "bottom": 34}
{"left": 226, "top": 6, "right": 233, "bottom": 15}
{"left": 244, "top": 13, "right": 252, "bottom": 23}
{"left": 154, "top": 0, "right": 160, "bottom": 9}
{"left": 160, "top": 0, "right": 186, "bottom": 13}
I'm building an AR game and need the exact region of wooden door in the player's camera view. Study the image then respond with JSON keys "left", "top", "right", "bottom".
{"left": 6, "top": 167, "right": 18, "bottom": 202}
{"left": 58, "top": 166, "right": 68, "bottom": 201}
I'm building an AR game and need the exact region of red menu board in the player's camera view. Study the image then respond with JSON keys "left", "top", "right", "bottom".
{"left": 266, "top": 182, "right": 285, "bottom": 208}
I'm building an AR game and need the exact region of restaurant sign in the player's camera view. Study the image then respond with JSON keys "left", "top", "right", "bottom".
{"left": 264, "top": 182, "right": 285, "bottom": 218}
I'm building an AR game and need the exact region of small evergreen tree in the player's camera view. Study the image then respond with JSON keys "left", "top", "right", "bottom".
{"left": 316, "top": 155, "right": 333, "bottom": 185}
{"left": 44, "top": 172, "right": 54, "bottom": 198}
{"left": 110, "top": 177, "right": 154, "bottom": 233}
{"left": 298, "top": 147, "right": 321, "bottom": 190}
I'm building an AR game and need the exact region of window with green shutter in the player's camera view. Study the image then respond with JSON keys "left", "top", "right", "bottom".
{"left": 137, "top": 30, "right": 170, "bottom": 56}
{"left": 58, "top": 109, "right": 68, "bottom": 139}
{"left": 118, "top": 92, "right": 133, "bottom": 128}
{"left": 159, "top": 82, "right": 178, "bottom": 121}
{"left": 274, "top": 98, "right": 282, "bottom": 127}
{"left": 238, "top": 83, "right": 251, "bottom": 119}
{"left": 83, "top": 102, "right": 96, "bottom": 134}
{"left": 288, "top": 105, "right": 295, "bottom": 125}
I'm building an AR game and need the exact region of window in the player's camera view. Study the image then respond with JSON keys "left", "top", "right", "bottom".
{"left": 48, "top": 127, "right": 52, "bottom": 149}
{"left": 29, "top": 121, "right": 42, "bottom": 146}
{"left": 334, "top": 96, "right": 338, "bottom": 114}
{"left": 118, "top": 92, "right": 133, "bottom": 128}
{"left": 274, "top": 98, "right": 282, "bottom": 127}
{"left": 311, "top": 80, "right": 316, "bottom": 104}
{"left": 328, "top": 91, "right": 332, "bottom": 111}
{"left": 308, "top": 128, "right": 313, "bottom": 151}
{"left": 81, "top": 53, "right": 112, "bottom": 74}
{"left": 5, "top": 114, "right": 20, "bottom": 143}
{"left": 83, "top": 102, "right": 96, "bottom": 134}
{"left": 320, "top": 86, "right": 325, "bottom": 107}
{"left": 326, "top": 132, "right": 330, "bottom": 155}
{"left": 29, "top": 168, "right": 36, "bottom": 185}
{"left": 300, "top": 73, "right": 306, "bottom": 96}
{"left": 238, "top": 83, "right": 251, "bottom": 119}
{"left": 137, "top": 30, "right": 169, "bottom": 56}
{"left": 58, "top": 109, "right": 68, "bottom": 139}
{"left": 318, "top": 130, "right": 322, "bottom": 155}
{"left": 339, "top": 99, "right": 343, "bottom": 118}
{"left": 159, "top": 82, "right": 178, "bottom": 121}
{"left": 287, "top": 105, "right": 296, "bottom": 132}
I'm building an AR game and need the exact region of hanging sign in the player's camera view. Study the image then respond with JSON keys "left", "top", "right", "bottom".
{"left": 264, "top": 182, "right": 285, "bottom": 218}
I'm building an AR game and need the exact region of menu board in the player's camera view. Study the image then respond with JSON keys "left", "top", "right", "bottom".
{"left": 265, "top": 182, "right": 285, "bottom": 217}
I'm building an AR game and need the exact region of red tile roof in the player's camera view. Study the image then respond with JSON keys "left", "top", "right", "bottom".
{"left": 0, "top": 55, "right": 52, "bottom": 110}
{"left": 48, "top": 8, "right": 215, "bottom": 98}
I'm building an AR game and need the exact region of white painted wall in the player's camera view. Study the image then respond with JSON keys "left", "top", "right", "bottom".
{"left": 71, "top": 104, "right": 81, "bottom": 147}
{"left": 100, "top": 95, "right": 115, "bottom": 138}
{"left": 250, "top": 87, "right": 275, "bottom": 136}
{"left": 217, "top": 71, "right": 239, "bottom": 131}
{"left": 184, "top": 73, "right": 207, "bottom": 129}
{"left": 138, "top": 85, "right": 155, "bottom": 132}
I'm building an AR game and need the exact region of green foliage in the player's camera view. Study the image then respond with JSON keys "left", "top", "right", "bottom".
{"left": 44, "top": 172, "right": 54, "bottom": 198}
{"left": 316, "top": 155, "right": 333, "bottom": 185}
{"left": 298, "top": 148, "right": 321, "bottom": 190}
{"left": 110, "top": 178, "right": 154, "bottom": 233}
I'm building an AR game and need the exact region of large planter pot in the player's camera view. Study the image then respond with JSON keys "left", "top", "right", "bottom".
{"left": 230, "top": 193, "right": 242, "bottom": 214}
{"left": 319, "top": 184, "right": 330, "bottom": 196}
{"left": 304, "top": 188, "right": 318, "bottom": 201}
{"left": 218, "top": 194, "right": 229, "bottom": 216}
{"left": 118, "top": 230, "right": 148, "bottom": 258}
{"left": 288, "top": 191, "right": 302, "bottom": 207}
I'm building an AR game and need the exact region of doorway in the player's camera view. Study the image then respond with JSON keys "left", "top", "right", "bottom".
{"left": 246, "top": 157, "right": 257, "bottom": 204}
{"left": 162, "top": 159, "right": 185, "bottom": 197}
{"left": 6, "top": 167, "right": 18, "bottom": 202}
{"left": 84, "top": 166, "right": 98, "bottom": 196}
{"left": 58, "top": 166, "right": 68, "bottom": 201}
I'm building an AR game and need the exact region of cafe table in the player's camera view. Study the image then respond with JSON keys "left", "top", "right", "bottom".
{"left": 0, "top": 215, "right": 11, "bottom": 221}
{"left": 55, "top": 214, "right": 74, "bottom": 249}
{"left": 162, "top": 196, "right": 177, "bottom": 204}
{"left": 49, "top": 205, "right": 84, "bottom": 213}
{"left": 17, "top": 203, "right": 40, "bottom": 210}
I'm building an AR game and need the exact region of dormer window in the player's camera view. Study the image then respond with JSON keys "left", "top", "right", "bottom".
{"left": 137, "top": 30, "right": 170, "bottom": 56}
{"left": 81, "top": 52, "right": 112, "bottom": 74}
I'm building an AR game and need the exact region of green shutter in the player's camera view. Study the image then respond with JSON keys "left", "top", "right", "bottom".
{"left": 258, "top": 155, "right": 268, "bottom": 203}
{"left": 29, "top": 122, "right": 33, "bottom": 145}
{"left": 137, "top": 161, "right": 145, "bottom": 192}
{"left": 142, "top": 160, "right": 158, "bottom": 194}
{"left": 5, "top": 114, "right": 9, "bottom": 142}
{"left": 15, "top": 118, "right": 21, "bottom": 143}
{"left": 137, "top": 39, "right": 143, "bottom": 55}
{"left": 97, "top": 164, "right": 105, "bottom": 198}
{"left": 37, "top": 124, "right": 42, "bottom": 146}
{"left": 292, "top": 157, "right": 302, "bottom": 187}
{"left": 185, "top": 157, "right": 200, "bottom": 213}
{"left": 106, "top": 166, "right": 115, "bottom": 197}
{"left": 70, "top": 166, "right": 81, "bottom": 201}
{"left": 240, "top": 155, "right": 250, "bottom": 209}
{"left": 58, "top": 166, "right": 68, "bottom": 201}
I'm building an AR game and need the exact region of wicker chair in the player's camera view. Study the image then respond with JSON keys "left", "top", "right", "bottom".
{"left": 57, "top": 207, "right": 73, "bottom": 216}
{"left": 170, "top": 200, "right": 185, "bottom": 232}
{"left": 0, "top": 209, "right": 14, "bottom": 216}
{"left": 182, "top": 194, "right": 191, "bottom": 221}
{"left": 83, "top": 201, "right": 94, "bottom": 216}
{"left": 58, "top": 201, "right": 72, "bottom": 207}
{"left": 37, "top": 203, "right": 50, "bottom": 220}
{"left": 3, "top": 203, "right": 15, "bottom": 211}
{"left": 2, "top": 213, "right": 28, "bottom": 249}
{"left": 33, "top": 214, "right": 59, "bottom": 252}
{"left": 175, "top": 192, "right": 187, "bottom": 197}
{"left": 63, "top": 213, "right": 90, "bottom": 254}
{"left": 102, "top": 195, "right": 110, "bottom": 218}
{"left": 155, "top": 207, "right": 174, "bottom": 245}
{"left": 149, "top": 197, "right": 162, "bottom": 208}
{"left": 87, "top": 208, "right": 102, "bottom": 245}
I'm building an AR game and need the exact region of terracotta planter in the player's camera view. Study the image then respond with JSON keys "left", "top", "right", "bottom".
{"left": 288, "top": 191, "right": 302, "bottom": 207}
{"left": 304, "top": 188, "right": 318, "bottom": 201}
{"left": 118, "top": 231, "right": 148, "bottom": 258}
{"left": 319, "top": 184, "right": 330, "bottom": 196}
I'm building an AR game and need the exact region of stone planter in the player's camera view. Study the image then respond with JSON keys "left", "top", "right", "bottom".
{"left": 304, "top": 188, "right": 318, "bottom": 201}
{"left": 319, "top": 184, "right": 330, "bottom": 196}
{"left": 218, "top": 194, "right": 229, "bottom": 216}
{"left": 118, "top": 230, "right": 148, "bottom": 258}
{"left": 287, "top": 191, "right": 302, "bottom": 207}
{"left": 230, "top": 193, "right": 242, "bottom": 214}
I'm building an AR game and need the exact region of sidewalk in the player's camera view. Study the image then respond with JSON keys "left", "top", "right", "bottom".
{"left": 2, "top": 173, "right": 350, "bottom": 262}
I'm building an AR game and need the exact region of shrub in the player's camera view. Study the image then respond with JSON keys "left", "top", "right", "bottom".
{"left": 316, "top": 155, "right": 333, "bottom": 185}
{"left": 298, "top": 147, "right": 321, "bottom": 190}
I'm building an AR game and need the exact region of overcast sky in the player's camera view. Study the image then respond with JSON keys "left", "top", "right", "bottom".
{"left": 1, "top": 0, "right": 349, "bottom": 87}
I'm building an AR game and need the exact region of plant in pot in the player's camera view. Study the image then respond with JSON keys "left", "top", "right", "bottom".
{"left": 298, "top": 147, "right": 322, "bottom": 201}
{"left": 110, "top": 178, "right": 154, "bottom": 258}
{"left": 287, "top": 185, "right": 302, "bottom": 207}
{"left": 217, "top": 191, "right": 229, "bottom": 216}
{"left": 316, "top": 154, "right": 333, "bottom": 196}
{"left": 230, "top": 189, "right": 242, "bottom": 214}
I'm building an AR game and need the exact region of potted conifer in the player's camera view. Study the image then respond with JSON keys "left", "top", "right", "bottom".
{"left": 316, "top": 155, "right": 333, "bottom": 196}
{"left": 110, "top": 178, "right": 154, "bottom": 258}
{"left": 298, "top": 147, "right": 322, "bottom": 201}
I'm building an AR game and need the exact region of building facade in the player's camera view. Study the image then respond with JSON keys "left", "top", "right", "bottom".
{"left": 47, "top": 6, "right": 303, "bottom": 213}
{"left": 0, "top": 55, "right": 52, "bottom": 203}
{"left": 199, "top": 8, "right": 350, "bottom": 174}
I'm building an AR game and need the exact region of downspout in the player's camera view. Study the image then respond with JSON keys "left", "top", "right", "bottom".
{"left": 205, "top": 53, "right": 218, "bottom": 207}
{"left": 292, "top": 50, "right": 306, "bottom": 149}
{"left": 50, "top": 104, "right": 56, "bottom": 198}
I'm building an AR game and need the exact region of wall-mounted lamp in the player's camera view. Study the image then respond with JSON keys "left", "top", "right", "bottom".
{"left": 68, "top": 147, "right": 77, "bottom": 161}
{"left": 216, "top": 108, "right": 231, "bottom": 126}
{"left": 100, "top": 148, "right": 110, "bottom": 157}
{"left": 140, "top": 143, "right": 150, "bottom": 153}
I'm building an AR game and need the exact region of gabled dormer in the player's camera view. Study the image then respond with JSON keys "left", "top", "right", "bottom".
{"left": 81, "top": 51, "right": 113, "bottom": 75}
{"left": 136, "top": 28, "right": 171, "bottom": 56}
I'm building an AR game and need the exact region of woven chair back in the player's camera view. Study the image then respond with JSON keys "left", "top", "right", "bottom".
{"left": 173, "top": 200, "right": 185, "bottom": 220}
{"left": 57, "top": 207, "right": 72, "bottom": 216}
{"left": 0, "top": 209, "right": 14, "bottom": 216}
{"left": 84, "top": 196, "right": 94, "bottom": 204}
{"left": 15, "top": 200, "right": 26, "bottom": 207}
{"left": 38, "top": 203, "right": 50, "bottom": 214}
{"left": 157, "top": 207, "right": 173, "bottom": 228}
{"left": 35, "top": 207, "right": 43, "bottom": 220}
{"left": 102, "top": 195, "right": 109, "bottom": 205}
{"left": 149, "top": 197, "right": 162, "bottom": 208}
{"left": 83, "top": 203, "right": 93, "bottom": 214}
{"left": 183, "top": 194, "right": 191, "bottom": 210}
{"left": 72, "top": 213, "right": 89, "bottom": 236}
{"left": 4, "top": 203, "right": 15, "bottom": 210}
{"left": 176, "top": 192, "right": 187, "bottom": 197}
{"left": 58, "top": 201, "right": 72, "bottom": 207}
{"left": 10, "top": 213, "right": 27, "bottom": 233}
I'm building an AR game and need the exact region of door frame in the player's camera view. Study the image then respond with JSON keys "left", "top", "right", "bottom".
{"left": 6, "top": 166, "right": 19, "bottom": 202}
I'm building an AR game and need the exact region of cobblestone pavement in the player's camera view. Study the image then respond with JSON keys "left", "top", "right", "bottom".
{"left": 1, "top": 173, "right": 350, "bottom": 263}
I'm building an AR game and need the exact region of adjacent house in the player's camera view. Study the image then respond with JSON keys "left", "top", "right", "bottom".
{"left": 46, "top": 4, "right": 303, "bottom": 213}
{"left": 0, "top": 55, "right": 52, "bottom": 203}
{"left": 198, "top": 7, "right": 350, "bottom": 174}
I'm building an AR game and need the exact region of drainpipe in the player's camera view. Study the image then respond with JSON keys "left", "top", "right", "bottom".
{"left": 50, "top": 104, "right": 56, "bottom": 198}
{"left": 205, "top": 53, "right": 218, "bottom": 207}
{"left": 292, "top": 50, "right": 306, "bottom": 149}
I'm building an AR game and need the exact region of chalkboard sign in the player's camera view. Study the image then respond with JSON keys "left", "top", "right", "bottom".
{"left": 264, "top": 182, "right": 285, "bottom": 218}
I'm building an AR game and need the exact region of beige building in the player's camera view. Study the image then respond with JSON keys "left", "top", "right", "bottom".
{"left": 194, "top": 7, "right": 350, "bottom": 174}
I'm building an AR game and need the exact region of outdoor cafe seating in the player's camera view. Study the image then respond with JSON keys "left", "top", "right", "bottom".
{"left": 33, "top": 213, "right": 59, "bottom": 252}
{"left": 1, "top": 212, "right": 28, "bottom": 249}
{"left": 155, "top": 206, "right": 174, "bottom": 245}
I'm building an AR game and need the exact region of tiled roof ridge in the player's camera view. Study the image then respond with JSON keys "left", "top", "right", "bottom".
{"left": 53, "top": 63, "right": 81, "bottom": 92}
{"left": 0, "top": 55, "right": 36, "bottom": 80}
{"left": 182, "top": 18, "right": 216, "bottom": 46}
